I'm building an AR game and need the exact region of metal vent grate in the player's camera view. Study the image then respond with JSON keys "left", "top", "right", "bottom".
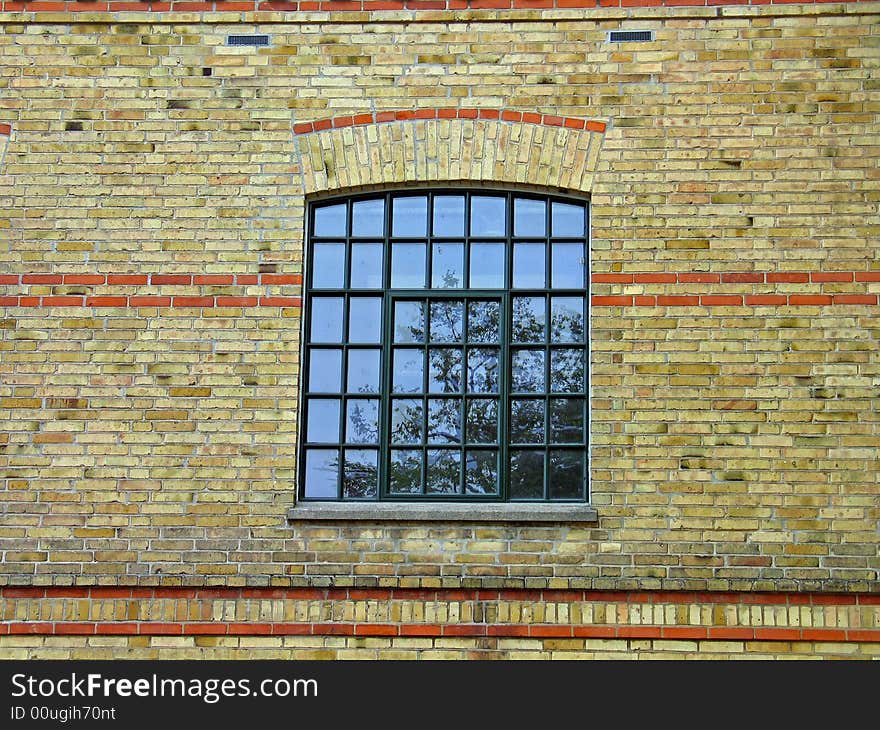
{"left": 607, "top": 30, "right": 654, "bottom": 43}
{"left": 226, "top": 35, "right": 270, "bottom": 47}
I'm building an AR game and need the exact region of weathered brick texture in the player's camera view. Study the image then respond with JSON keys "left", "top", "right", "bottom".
{"left": 0, "top": 2, "right": 878, "bottom": 657}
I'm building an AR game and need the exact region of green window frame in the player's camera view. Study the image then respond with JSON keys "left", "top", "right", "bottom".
{"left": 299, "top": 189, "right": 589, "bottom": 503}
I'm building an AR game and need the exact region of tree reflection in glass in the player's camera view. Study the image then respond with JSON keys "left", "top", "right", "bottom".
{"left": 389, "top": 449, "right": 421, "bottom": 494}
{"left": 390, "top": 398, "right": 423, "bottom": 444}
{"left": 428, "top": 348, "right": 462, "bottom": 393}
{"left": 466, "top": 399, "right": 498, "bottom": 443}
{"left": 467, "top": 300, "right": 499, "bottom": 343}
{"left": 550, "top": 349, "right": 584, "bottom": 393}
{"left": 429, "top": 300, "right": 463, "bottom": 342}
{"left": 345, "top": 399, "right": 379, "bottom": 443}
{"left": 512, "top": 350, "right": 545, "bottom": 392}
{"left": 510, "top": 450, "right": 544, "bottom": 499}
{"left": 467, "top": 348, "right": 499, "bottom": 393}
{"left": 427, "top": 399, "right": 462, "bottom": 444}
{"left": 550, "top": 297, "right": 584, "bottom": 343}
{"left": 512, "top": 297, "right": 545, "bottom": 343}
{"left": 549, "top": 450, "right": 583, "bottom": 499}
{"left": 394, "top": 301, "right": 425, "bottom": 344}
{"left": 465, "top": 451, "right": 498, "bottom": 495}
{"left": 550, "top": 398, "right": 583, "bottom": 444}
{"left": 426, "top": 450, "right": 461, "bottom": 494}
{"left": 511, "top": 399, "right": 544, "bottom": 443}
{"left": 343, "top": 449, "right": 378, "bottom": 498}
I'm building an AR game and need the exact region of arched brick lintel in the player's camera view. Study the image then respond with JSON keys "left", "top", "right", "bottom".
{"left": 294, "top": 111, "right": 608, "bottom": 196}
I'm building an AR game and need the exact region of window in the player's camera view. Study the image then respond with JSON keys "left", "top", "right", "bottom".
{"left": 300, "top": 190, "right": 589, "bottom": 503}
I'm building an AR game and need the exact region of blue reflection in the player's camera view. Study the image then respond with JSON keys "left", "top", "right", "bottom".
{"left": 308, "top": 349, "right": 342, "bottom": 393}
{"left": 307, "top": 399, "right": 340, "bottom": 443}
{"left": 304, "top": 449, "right": 339, "bottom": 498}
{"left": 469, "top": 242, "right": 504, "bottom": 288}
{"left": 391, "top": 243, "right": 426, "bottom": 288}
{"left": 433, "top": 196, "right": 465, "bottom": 236}
{"left": 351, "top": 198, "right": 385, "bottom": 238}
{"left": 350, "top": 242, "right": 384, "bottom": 289}
{"left": 347, "top": 349, "right": 381, "bottom": 393}
{"left": 552, "top": 242, "right": 584, "bottom": 288}
{"left": 348, "top": 297, "right": 382, "bottom": 343}
{"left": 513, "top": 243, "right": 545, "bottom": 288}
{"left": 310, "top": 298, "right": 344, "bottom": 342}
{"left": 314, "top": 203, "right": 346, "bottom": 237}
{"left": 392, "top": 196, "right": 428, "bottom": 237}
{"left": 470, "top": 196, "right": 506, "bottom": 237}
{"left": 514, "top": 198, "right": 546, "bottom": 237}
{"left": 312, "top": 242, "right": 345, "bottom": 288}
{"left": 551, "top": 202, "right": 585, "bottom": 237}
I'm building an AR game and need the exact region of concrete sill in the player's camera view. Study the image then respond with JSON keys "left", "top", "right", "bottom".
{"left": 287, "top": 502, "right": 598, "bottom": 523}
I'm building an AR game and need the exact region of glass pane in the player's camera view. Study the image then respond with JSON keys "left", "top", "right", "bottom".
{"left": 467, "top": 300, "right": 500, "bottom": 343}
{"left": 310, "top": 297, "right": 344, "bottom": 343}
{"left": 470, "top": 196, "right": 506, "bottom": 237}
{"left": 465, "top": 450, "right": 499, "bottom": 495}
{"left": 348, "top": 297, "right": 382, "bottom": 344}
{"left": 347, "top": 349, "right": 380, "bottom": 394}
{"left": 308, "top": 349, "right": 342, "bottom": 393}
{"left": 433, "top": 195, "right": 465, "bottom": 237}
{"left": 343, "top": 449, "right": 378, "bottom": 499}
{"left": 551, "top": 201, "right": 585, "bottom": 237}
{"left": 350, "top": 242, "right": 384, "bottom": 289}
{"left": 307, "top": 399, "right": 340, "bottom": 443}
{"left": 351, "top": 198, "right": 384, "bottom": 238}
{"left": 391, "top": 243, "right": 426, "bottom": 288}
{"left": 394, "top": 300, "right": 426, "bottom": 343}
{"left": 426, "top": 449, "right": 461, "bottom": 494}
{"left": 514, "top": 197, "right": 546, "bottom": 237}
{"left": 467, "top": 348, "right": 499, "bottom": 394}
{"left": 314, "top": 203, "right": 346, "bottom": 237}
{"left": 391, "top": 398, "right": 423, "bottom": 444}
{"left": 550, "top": 398, "right": 584, "bottom": 444}
{"left": 549, "top": 450, "right": 583, "bottom": 500}
{"left": 550, "top": 297, "right": 585, "bottom": 343}
{"left": 511, "top": 398, "right": 545, "bottom": 443}
{"left": 512, "top": 350, "right": 545, "bottom": 392}
{"left": 550, "top": 348, "right": 585, "bottom": 393}
{"left": 392, "top": 349, "right": 424, "bottom": 393}
{"left": 428, "top": 348, "right": 463, "bottom": 394}
{"left": 431, "top": 242, "right": 464, "bottom": 288}
{"left": 429, "top": 300, "right": 464, "bottom": 343}
{"left": 552, "top": 242, "right": 584, "bottom": 288}
{"left": 466, "top": 399, "right": 498, "bottom": 443}
{"left": 389, "top": 449, "right": 422, "bottom": 494}
{"left": 304, "top": 449, "right": 339, "bottom": 498}
{"left": 510, "top": 450, "right": 544, "bottom": 499}
{"left": 345, "top": 399, "right": 379, "bottom": 444}
{"left": 513, "top": 242, "right": 545, "bottom": 289}
{"left": 469, "top": 242, "right": 504, "bottom": 288}
{"left": 427, "top": 399, "right": 462, "bottom": 444}
{"left": 512, "top": 296, "right": 545, "bottom": 343}
{"left": 312, "top": 242, "right": 345, "bottom": 289}
{"left": 392, "top": 196, "right": 428, "bottom": 238}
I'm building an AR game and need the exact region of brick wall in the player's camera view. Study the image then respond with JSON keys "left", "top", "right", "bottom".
{"left": 0, "top": 1, "right": 878, "bottom": 657}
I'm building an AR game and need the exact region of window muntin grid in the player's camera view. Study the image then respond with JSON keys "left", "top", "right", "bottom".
{"left": 300, "top": 190, "right": 589, "bottom": 502}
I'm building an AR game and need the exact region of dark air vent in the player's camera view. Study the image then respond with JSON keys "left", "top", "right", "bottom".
{"left": 608, "top": 30, "right": 654, "bottom": 43}
{"left": 226, "top": 35, "right": 270, "bottom": 47}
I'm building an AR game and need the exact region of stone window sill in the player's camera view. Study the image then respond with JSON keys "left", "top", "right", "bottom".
{"left": 287, "top": 503, "right": 598, "bottom": 523}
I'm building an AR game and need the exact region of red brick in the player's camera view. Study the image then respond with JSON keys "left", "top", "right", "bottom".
{"left": 63, "top": 274, "right": 105, "bottom": 285}
{"left": 107, "top": 274, "right": 148, "bottom": 284}
{"left": 259, "top": 296, "right": 302, "bottom": 307}
{"left": 151, "top": 274, "right": 191, "bottom": 285}
{"left": 633, "top": 273, "right": 676, "bottom": 283}
{"left": 789, "top": 295, "right": 831, "bottom": 305}
{"left": 832, "top": 295, "right": 876, "bottom": 305}
{"left": 138, "top": 623, "right": 183, "bottom": 635}
{"left": 592, "top": 295, "right": 633, "bottom": 306}
{"left": 399, "top": 624, "right": 443, "bottom": 636}
{"left": 529, "top": 625, "right": 571, "bottom": 637}
{"left": 657, "top": 295, "right": 699, "bottom": 306}
{"left": 173, "top": 296, "right": 214, "bottom": 307}
{"left": 193, "top": 275, "right": 234, "bottom": 285}
{"left": 563, "top": 117, "right": 586, "bottom": 130}
{"left": 745, "top": 295, "right": 786, "bottom": 305}
{"left": 442, "top": 624, "right": 488, "bottom": 636}
{"left": 54, "top": 623, "right": 96, "bottom": 635}
{"left": 130, "top": 296, "right": 171, "bottom": 307}
{"left": 86, "top": 296, "right": 127, "bottom": 307}
{"left": 293, "top": 122, "right": 314, "bottom": 134}
{"left": 662, "top": 627, "right": 707, "bottom": 639}
{"left": 22, "top": 274, "right": 62, "bottom": 284}
{"left": 585, "top": 120, "right": 606, "bottom": 132}
{"left": 591, "top": 273, "right": 633, "bottom": 283}
{"left": 811, "top": 272, "right": 853, "bottom": 282}
{"left": 42, "top": 296, "right": 85, "bottom": 306}
{"left": 767, "top": 272, "right": 809, "bottom": 283}
{"left": 678, "top": 273, "right": 720, "bottom": 283}
{"left": 216, "top": 296, "right": 258, "bottom": 307}
{"left": 701, "top": 295, "right": 743, "bottom": 306}
{"left": 270, "top": 624, "right": 312, "bottom": 636}
{"left": 721, "top": 273, "right": 764, "bottom": 283}
{"left": 260, "top": 274, "right": 302, "bottom": 285}
{"left": 753, "top": 628, "right": 800, "bottom": 641}
{"left": 855, "top": 272, "right": 880, "bottom": 282}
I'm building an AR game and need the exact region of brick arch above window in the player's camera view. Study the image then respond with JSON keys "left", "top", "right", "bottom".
{"left": 293, "top": 110, "right": 608, "bottom": 196}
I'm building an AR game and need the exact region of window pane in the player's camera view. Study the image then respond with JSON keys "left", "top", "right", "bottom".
{"left": 304, "top": 449, "right": 339, "bottom": 498}
{"left": 550, "top": 398, "right": 584, "bottom": 444}
{"left": 466, "top": 399, "right": 498, "bottom": 443}
{"left": 511, "top": 398, "right": 544, "bottom": 443}
{"left": 394, "top": 300, "right": 426, "bottom": 343}
{"left": 312, "top": 242, "right": 345, "bottom": 288}
{"left": 510, "top": 450, "right": 544, "bottom": 499}
{"left": 347, "top": 349, "right": 380, "bottom": 394}
{"left": 514, "top": 197, "right": 546, "bottom": 237}
{"left": 426, "top": 449, "right": 461, "bottom": 494}
{"left": 429, "top": 300, "right": 464, "bottom": 343}
{"left": 470, "top": 196, "right": 506, "bottom": 237}
{"left": 307, "top": 399, "right": 340, "bottom": 443}
{"left": 351, "top": 242, "right": 384, "bottom": 289}
{"left": 467, "top": 300, "right": 500, "bottom": 343}
{"left": 308, "top": 349, "right": 343, "bottom": 393}
{"left": 467, "top": 348, "right": 499, "bottom": 394}
{"left": 465, "top": 450, "right": 499, "bottom": 495}
{"left": 513, "top": 242, "right": 545, "bottom": 288}
{"left": 552, "top": 242, "right": 584, "bottom": 288}
{"left": 512, "top": 296, "right": 545, "bottom": 343}
{"left": 314, "top": 203, "right": 346, "bottom": 237}
{"left": 391, "top": 398, "right": 423, "bottom": 444}
{"left": 346, "top": 399, "right": 379, "bottom": 444}
{"left": 343, "top": 449, "right": 378, "bottom": 499}
{"left": 469, "top": 242, "right": 504, "bottom": 288}
{"left": 310, "top": 297, "right": 344, "bottom": 343}
{"left": 551, "top": 201, "right": 585, "bottom": 237}
{"left": 389, "top": 449, "right": 422, "bottom": 494}
{"left": 433, "top": 195, "right": 465, "bottom": 237}
{"left": 392, "top": 196, "right": 428, "bottom": 238}
{"left": 549, "top": 450, "right": 583, "bottom": 500}
{"left": 550, "top": 349, "right": 585, "bottom": 393}
{"left": 392, "top": 349, "right": 424, "bottom": 393}
{"left": 428, "top": 348, "right": 463, "bottom": 393}
{"left": 348, "top": 297, "right": 382, "bottom": 344}
{"left": 391, "top": 242, "right": 426, "bottom": 288}
{"left": 427, "top": 399, "right": 462, "bottom": 444}
{"left": 512, "top": 350, "right": 545, "bottom": 392}
{"left": 431, "top": 242, "right": 464, "bottom": 288}
{"left": 550, "top": 297, "right": 585, "bottom": 343}
{"left": 351, "top": 198, "right": 384, "bottom": 238}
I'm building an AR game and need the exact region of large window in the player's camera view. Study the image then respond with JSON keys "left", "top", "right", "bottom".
{"left": 300, "top": 190, "right": 589, "bottom": 502}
